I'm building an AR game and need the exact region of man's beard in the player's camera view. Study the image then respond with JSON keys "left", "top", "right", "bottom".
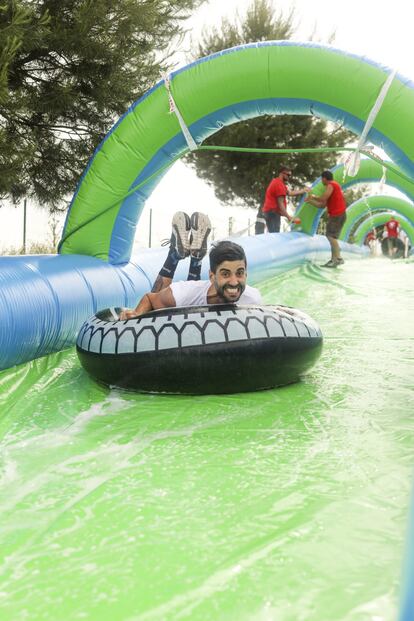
{"left": 214, "top": 280, "right": 246, "bottom": 302}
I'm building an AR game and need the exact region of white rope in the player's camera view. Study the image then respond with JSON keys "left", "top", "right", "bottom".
{"left": 164, "top": 74, "right": 198, "bottom": 152}
{"left": 344, "top": 68, "right": 397, "bottom": 178}
{"left": 379, "top": 164, "right": 387, "bottom": 190}
{"left": 363, "top": 195, "right": 376, "bottom": 228}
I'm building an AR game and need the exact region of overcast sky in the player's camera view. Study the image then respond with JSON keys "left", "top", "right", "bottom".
{"left": 2, "top": 0, "right": 413, "bottom": 251}
{"left": 187, "top": 0, "right": 414, "bottom": 80}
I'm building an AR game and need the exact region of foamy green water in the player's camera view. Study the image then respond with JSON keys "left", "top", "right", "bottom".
{"left": 0, "top": 257, "right": 413, "bottom": 621}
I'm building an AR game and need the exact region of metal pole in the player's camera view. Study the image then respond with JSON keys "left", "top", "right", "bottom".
{"left": 248, "top": 218, "right": 251, "bottom": 236}
{"left": 228, "top": 216, "right": 233, "bottom": 236}
{"left": 23, "top": 198, "right": 27, "bottom": 254}
{"left": 148, "top": 208, "right": 152, "bottom": 248}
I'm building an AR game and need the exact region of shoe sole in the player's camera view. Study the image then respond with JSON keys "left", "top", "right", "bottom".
{"left": 171, "top": 212, "right": 191, "bottom": 258}
{"left": 190, "top": 212, "right": 211, "bottom": 259}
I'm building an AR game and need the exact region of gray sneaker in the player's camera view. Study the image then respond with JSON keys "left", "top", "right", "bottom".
{"left": 169, "top": 211, "right": 191, "bottom": 258}
{"left": 190, "top": 212, "right": 211, "bottom": 260}
{"left": 322, "top": 259, "right": 338, "bottom": 268}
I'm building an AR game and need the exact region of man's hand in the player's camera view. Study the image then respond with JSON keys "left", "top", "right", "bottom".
{"left": 305, "top": 192, "right": 320, "bottom": 202}
{"left": 118, "top": 308, "right": 140, "bottom": 321}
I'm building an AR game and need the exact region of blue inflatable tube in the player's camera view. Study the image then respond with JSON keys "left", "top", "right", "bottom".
{"left": 400, "top": 481, "right": 414, "bottom": 621}
{"left": 0, "top": 234, "right": 367, "bottom": 371}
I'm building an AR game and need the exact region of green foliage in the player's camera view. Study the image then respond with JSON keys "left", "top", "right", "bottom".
{"left": 0, "top": 1, "right": 47, "bottom": 100}
{"left": 195, "top": 0, "right": 294, "bottom": 50}
{"left": 186, "top": 0, "right": 355, "bottom": 209}
{"left": 0, "top": 0, "right": 203, "bottom": 206}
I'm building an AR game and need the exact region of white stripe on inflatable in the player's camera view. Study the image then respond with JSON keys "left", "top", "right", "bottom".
{"left": 164, "top": 73, "right": 198, "bottom": 151}
{"left": 345, "top": 68, "right": 398, "bottom": 177}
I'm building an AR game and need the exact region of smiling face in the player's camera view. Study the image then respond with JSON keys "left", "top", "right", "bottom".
{"left": 209, "top": 259, "right": 247, "bottom": 303}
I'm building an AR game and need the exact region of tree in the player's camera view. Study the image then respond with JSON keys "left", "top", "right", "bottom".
{"left": 186, "top": 0, "right": 354, "bottom": 210}
{"left": 0, "top": 0, "right": 204, "bottom": 206}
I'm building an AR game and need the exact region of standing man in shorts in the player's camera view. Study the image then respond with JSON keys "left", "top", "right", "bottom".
{"left": 305, "top": 170, "right": 347, "bottom": 268}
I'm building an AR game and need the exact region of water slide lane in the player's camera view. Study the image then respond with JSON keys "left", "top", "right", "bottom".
{"left": 0, "top": 259, "right": 413, "bottom": 620}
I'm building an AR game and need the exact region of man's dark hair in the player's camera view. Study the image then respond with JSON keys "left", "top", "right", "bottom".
{"left": 279, "top": 165, "right": 291, "bottom": 174}
{"left": 321, "top": 170, "right": 334, "bottom": 181}
{"left": 209, "top": 241, "right": 247, "bottom": 273}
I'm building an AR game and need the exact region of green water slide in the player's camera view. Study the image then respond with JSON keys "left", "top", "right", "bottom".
{"left": 58, "top": 42, "right": 414, "bottom": 264}
{"left": 295, "top": 158, "right": 414, "bottom": 235}
{"left": 1, "top": 40, "right": 414, "bottom": 621}
{"left": 352, "top": 210, "right": 414, "bottom": 245}
{"left": 1, "top": 259, "right": 413, "bottom": 621}
{"left": 296, "top": 159, "right": 414, "bottom": 235}
{"left": 339, "top": 195, "right": 414, "bottom": 242}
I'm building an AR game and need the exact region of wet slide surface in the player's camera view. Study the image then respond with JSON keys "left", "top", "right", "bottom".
{"left": 0, "top": 258, "right": 413, "bottom": 621}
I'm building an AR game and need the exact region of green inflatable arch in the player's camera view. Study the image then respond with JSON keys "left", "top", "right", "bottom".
{"left": 339, "top": 195, "right": 414, "bottom": 242}
{"left": 352, "top": 210, "right": 414, "bottom": 246}
{"left": 58, "top": 41, "right": 414, "bottom": 264}
{"left": 295, "top": 158, "right": 414, "bottom": 235}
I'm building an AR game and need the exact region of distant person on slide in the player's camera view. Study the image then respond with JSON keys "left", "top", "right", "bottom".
{"left": 119, "top": 212, "right": 262, "bottom": 319}
{"left": 304, "top": 170, "right": 347, "bottom": 268}
{"left": 365, "top": 229, "right": 377, "bottom": 255}
{"left": 383, "top": 216, "right": 400, "bottom": 257}
{"left": 262, "top": 165, "right": 310, "bottom": 233}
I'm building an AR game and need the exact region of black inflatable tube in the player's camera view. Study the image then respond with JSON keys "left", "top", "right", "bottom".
{"left": 381, "top": 237, "right": 405, "bottom": 258}
{"left": 76, "top": 304, "right": 323, "bottom": 394}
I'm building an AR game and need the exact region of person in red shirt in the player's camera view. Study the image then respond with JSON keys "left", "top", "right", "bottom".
{"left": 365, "top": 230, "right": 376, "bottom": 245}
{"left": 305, "top": 170, "right": 347, "bottom": 267}
{"left": 384, "top": 217, "right": 400, "bottom": 238}
{"left": 262, "top": 166, "right": 310, "bottom": 233}
{"left": 364, "top": 229, "right": 378, "bottom": 254}
{"left": 383, "top": 216, "right": 401, "bottom": 257}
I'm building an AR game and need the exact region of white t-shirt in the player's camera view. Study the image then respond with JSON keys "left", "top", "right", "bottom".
{"left": 170, "top": 280, "right": 262, "bottom": 307}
